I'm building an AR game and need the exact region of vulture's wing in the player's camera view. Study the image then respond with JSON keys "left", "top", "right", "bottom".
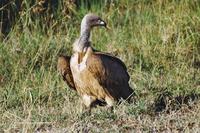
{"left": 57, "top": 55, "right": 76, "bottom": 90}
{"left": 86, "top": 52, "right": 134, "bottom": 100}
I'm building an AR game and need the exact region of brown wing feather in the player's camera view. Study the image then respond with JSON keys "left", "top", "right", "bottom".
{"left": 95, "top": 52, "right": 129, "bottom": 78}
{"left": 57, "top": 55, "right": 76, "bottom": 90}
{"left": 86, "top": 52, "right": 134, "bottom": 101}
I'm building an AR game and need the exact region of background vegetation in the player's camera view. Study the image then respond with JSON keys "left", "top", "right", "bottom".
{"left": 0, "top": 0, "right": 200, "bottom": 132}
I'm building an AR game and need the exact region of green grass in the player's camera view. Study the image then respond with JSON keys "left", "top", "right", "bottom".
{"left": 0, "top": 0, "right": 200, "bottom": 132}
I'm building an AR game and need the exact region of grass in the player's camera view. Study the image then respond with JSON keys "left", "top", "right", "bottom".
{"left": 0, "top": 0, "right": 200, "bottom": 132}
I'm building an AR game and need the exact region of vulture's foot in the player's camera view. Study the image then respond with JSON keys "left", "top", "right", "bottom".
{"left": 105, "top": 96, "right": 115, "bottom": 107}
{"left": 82, "top": 94, "right": 97, "bottom": 108}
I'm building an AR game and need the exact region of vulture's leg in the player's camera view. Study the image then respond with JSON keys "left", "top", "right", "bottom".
{"left": 104, "top": 96, "right": 115, "bottom": 113}
{"left": 105, "top": 96, "right": 115, "bottom": 107}
{"left": 82, "top": 94, "right": 96, "bottom": 108}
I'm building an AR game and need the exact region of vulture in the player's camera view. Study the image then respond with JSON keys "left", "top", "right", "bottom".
{"left": 57, "top": 13, "right": 134, "bottom": 108}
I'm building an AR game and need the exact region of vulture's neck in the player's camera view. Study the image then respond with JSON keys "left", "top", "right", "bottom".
{"left": 80, "top": 25, "right": 91, "bottom": 45}
{"left": 73, "top": 21, "right": 91, "bottom": 53}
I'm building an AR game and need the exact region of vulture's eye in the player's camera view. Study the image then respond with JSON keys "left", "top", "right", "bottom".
{"left": 97, "top": 19, "right": 101, "bottom": 23}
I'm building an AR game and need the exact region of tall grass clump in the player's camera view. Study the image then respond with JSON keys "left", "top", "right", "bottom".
{"left": 0, "top": 0, "right": 200, "bottom": 132}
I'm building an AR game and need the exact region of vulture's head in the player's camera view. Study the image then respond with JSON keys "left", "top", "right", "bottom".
{"left": 81, "top": 13, "right": 107, "bottom": 29}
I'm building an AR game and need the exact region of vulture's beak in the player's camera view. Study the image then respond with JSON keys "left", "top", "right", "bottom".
{"left": 99, "top": 20, "right": 107, "bottom": 28}
{"left": 99, "top": 20, "right": 111, "bottom": 30}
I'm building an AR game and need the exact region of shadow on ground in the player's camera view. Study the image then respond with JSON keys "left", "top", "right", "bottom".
{"left": 152, "top": 91, "right": 200, "bottom": 113}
